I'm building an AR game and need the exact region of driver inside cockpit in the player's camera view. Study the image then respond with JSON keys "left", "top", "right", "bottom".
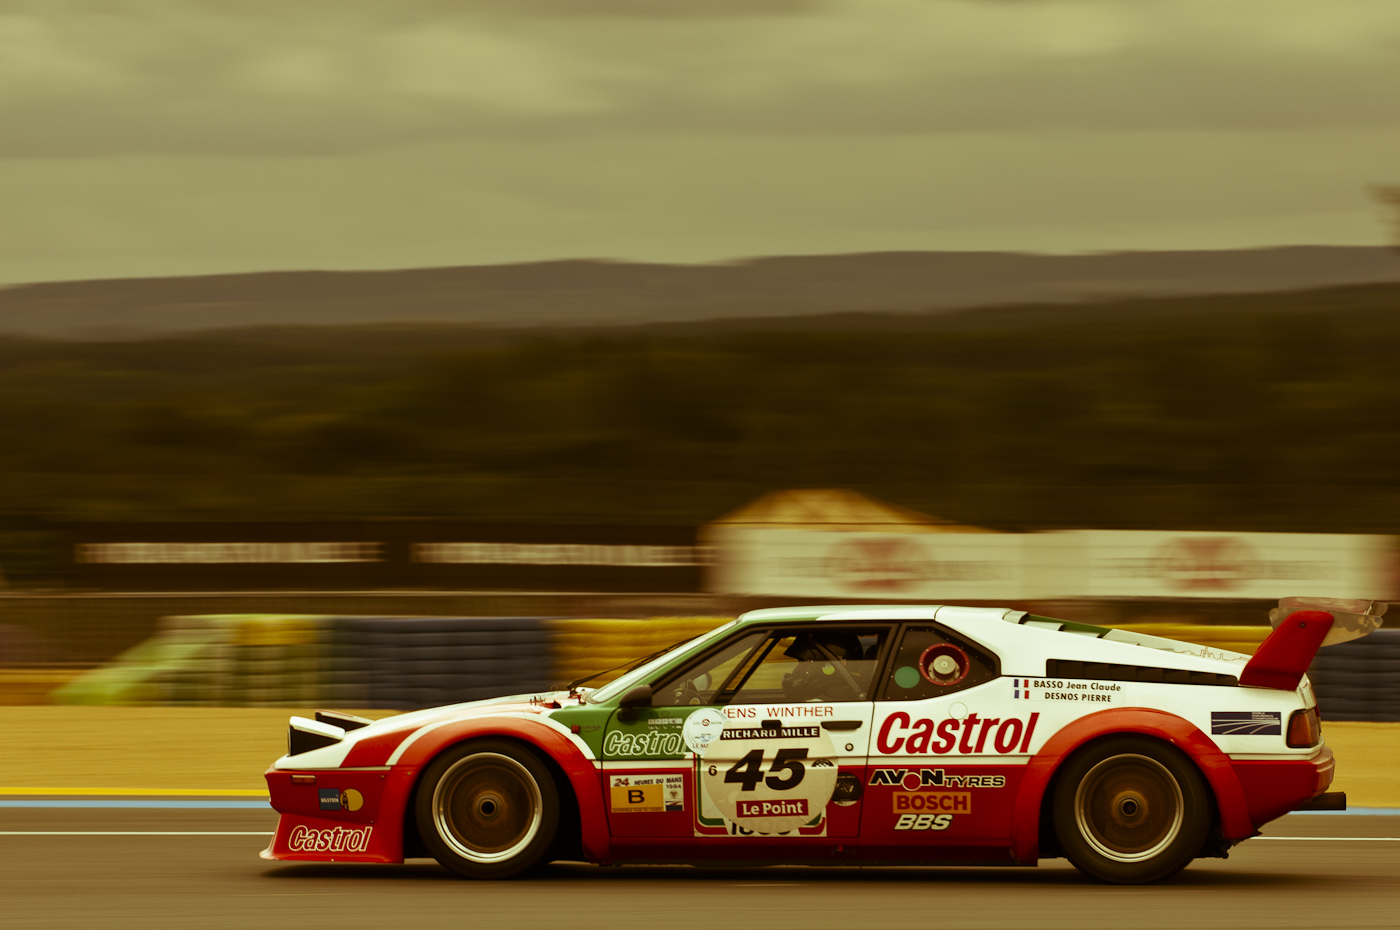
{"left": 780, "top": 631, "right": 868, "bottom": 702}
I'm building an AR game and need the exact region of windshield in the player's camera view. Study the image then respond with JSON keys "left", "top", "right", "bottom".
{"left": 587, "top": 620, "right": 739, "bottom": 703}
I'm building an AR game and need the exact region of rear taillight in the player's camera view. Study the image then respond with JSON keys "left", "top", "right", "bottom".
{"left": 1287, "top": 707, "right": 1321, "bottom": 748}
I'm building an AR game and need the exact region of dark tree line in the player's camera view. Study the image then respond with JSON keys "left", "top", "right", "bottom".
{"left": 2, "top": 281, "right": 1400, "bottom": 583}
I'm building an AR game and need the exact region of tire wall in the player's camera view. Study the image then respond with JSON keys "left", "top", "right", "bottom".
{"left": 1306, "top": 629, "right": 1400, "bottom": 722}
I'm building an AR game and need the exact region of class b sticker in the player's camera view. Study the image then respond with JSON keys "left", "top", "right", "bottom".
{"left": 1011, "top": 678, "right": 1121, "bottom": 704}
{"left": 609, "top": 774, "right": 685, "bottom": 813}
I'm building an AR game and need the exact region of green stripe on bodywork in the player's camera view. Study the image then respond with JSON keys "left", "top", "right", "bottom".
{"left": 546, "top": 705, "right": 614, "bottom": 757}
{"left": 1023, "top": 615, "right": 1114, "bottom": 637}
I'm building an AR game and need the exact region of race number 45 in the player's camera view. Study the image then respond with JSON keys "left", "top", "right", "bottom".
{"left": 716, "top": 748, "right": 808, "bottom": 791}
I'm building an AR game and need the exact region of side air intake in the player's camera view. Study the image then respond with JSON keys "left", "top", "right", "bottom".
{"left": 1046, "top": 659, "right": 1238, "bottom": 687}
{"left": 288, "top": 716, "right": 346, "bottom": 756}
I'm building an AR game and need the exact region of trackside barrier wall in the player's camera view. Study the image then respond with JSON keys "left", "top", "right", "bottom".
{"left": 53, "top": 615, "right": 334, "bottom": 706}
{"left": 1308, "top": 629, "right": 1400, "bottom": 722}
{"left": 53, "top": 615, "right": 555, "bottom": 709}
{"left": 331, "top": 616, "right": 554, "bottom": 710}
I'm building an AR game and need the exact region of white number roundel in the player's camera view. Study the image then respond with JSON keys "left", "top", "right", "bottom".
{"left": 700, "top": 720, "right": 839, "bottom": 834}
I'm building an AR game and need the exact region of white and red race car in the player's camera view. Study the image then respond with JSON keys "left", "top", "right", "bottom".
{"left": 263, "top": 598, "right": 1376, "bottom": 883}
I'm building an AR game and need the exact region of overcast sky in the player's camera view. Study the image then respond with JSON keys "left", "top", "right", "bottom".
{"left": 2, "top": 0, "right": 1398, "bottom": 285}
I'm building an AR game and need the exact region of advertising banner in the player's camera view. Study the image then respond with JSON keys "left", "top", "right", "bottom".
{"left": 71, "top": 522, "right": 708, "bottom": 592}
{"left": 1038, "top": 530, "right": 1396, "bottom": 601}
{"left": 709, "top": 527, "right": 1030, "bottom": 600}
{"left": 709, "top": 528, "right": 1396, "bottom": 601}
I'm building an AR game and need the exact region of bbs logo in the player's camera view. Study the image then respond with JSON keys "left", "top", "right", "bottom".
{"left": 895, "top": 813, "right": 953, "bottom": 831}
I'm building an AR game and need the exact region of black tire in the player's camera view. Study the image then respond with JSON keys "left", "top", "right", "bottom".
{"left": 415, "top": 739, "right": 560, "bottom": 879}
{"left": 1051, "top": 736, "right": 1211, "bottom": 884}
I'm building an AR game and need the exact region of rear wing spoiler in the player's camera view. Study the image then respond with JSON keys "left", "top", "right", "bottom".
{"left": 1240, "top": 597, "right": 1386, "bottom": 691}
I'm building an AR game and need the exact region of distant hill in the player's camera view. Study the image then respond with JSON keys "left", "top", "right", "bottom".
{"left": 2, "top": 246, "right": 1399, "bottom": 338}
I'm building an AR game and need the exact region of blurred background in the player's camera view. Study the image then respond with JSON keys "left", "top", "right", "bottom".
{"left": 3, "top": 0, "right": 1400, "bottom": 721}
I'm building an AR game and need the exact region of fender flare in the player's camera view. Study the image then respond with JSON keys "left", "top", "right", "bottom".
{"left": 395, "top": 717, "right": 611, "bottom": 863}
{"left": 1009, "top": 707, "right": 1251, "bottom": 863}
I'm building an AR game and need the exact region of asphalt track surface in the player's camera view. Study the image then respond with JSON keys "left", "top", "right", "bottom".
{"left": 4, "top": 809, "right": 1399, "bottom": 930}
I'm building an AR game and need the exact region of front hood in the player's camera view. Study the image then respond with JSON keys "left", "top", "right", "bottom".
{"left": 357, "top": 692, "right": 559, "bottom": 733}
{"left": 274, "top": 690, "right": 579, "bottom": 770}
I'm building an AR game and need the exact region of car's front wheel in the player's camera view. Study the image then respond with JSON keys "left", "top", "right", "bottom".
{"left": 415, "top": 739, "right": 560, "bottom": 879}
{"left": 1052, "top": 736, "right": 1211, "bottom": 884}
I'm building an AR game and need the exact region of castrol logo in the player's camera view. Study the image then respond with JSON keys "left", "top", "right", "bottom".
{"left": 877, "top": 712, "right": 1038, "bottom": 755}
{"left": 288, "top": 824, "right": 372, "bottom": 853}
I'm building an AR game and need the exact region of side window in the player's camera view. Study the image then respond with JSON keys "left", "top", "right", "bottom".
{"left": 653, "top": 632, "right": 765, "bottom": 706}
{"left": 725, "top": 626, "right": 890, "bottom": 704}
{"left": 880, "top": 625, "right": 998, "bottom": 701}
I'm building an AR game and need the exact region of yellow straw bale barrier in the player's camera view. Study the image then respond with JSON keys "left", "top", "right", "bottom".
{"left": 549, "top": 617, "right": 733, "bottom": 688}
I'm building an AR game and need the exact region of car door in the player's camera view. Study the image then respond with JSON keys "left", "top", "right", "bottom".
{"left": 600, "top": 630, "right": 765, "bottom": 839}
{"left": 602, "top": 624, "right": 892, "bottom": 850}
{"left": 861, "top": 623, "right": 1030, "bottom": 859}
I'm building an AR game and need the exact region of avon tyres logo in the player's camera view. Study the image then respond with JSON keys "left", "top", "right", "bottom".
{"left": 876, "top": 712, "right": 1039, "bottom": 755}
{"left": 1211, "top": 711, "right": 1282, "bottom": 736}
{"left": 603, "top": 730, "right": 684, "bottom": 757}
{"left": 869, "top": 768, "right": 1006, "bottom": 789}
{"left": 287, "top": 825, "right": 372, "bottom": 853}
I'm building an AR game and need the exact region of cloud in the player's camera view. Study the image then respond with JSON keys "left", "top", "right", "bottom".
{"left": 471, "top": 0, "right": 826, "bottom": 17}
{"left": 5, "top": 0, "right": 1400, "bottom": 161}
{"left": 374, "top": 27, "right": 628, "bottom": 114}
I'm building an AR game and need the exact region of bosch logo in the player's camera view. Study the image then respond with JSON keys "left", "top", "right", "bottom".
{"left": 893, "top": 792, "right": 969, "bottom": 813}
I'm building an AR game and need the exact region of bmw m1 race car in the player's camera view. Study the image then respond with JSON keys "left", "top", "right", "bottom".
{"left": 263, "top": 597, "right": 1380, "bottom": 883}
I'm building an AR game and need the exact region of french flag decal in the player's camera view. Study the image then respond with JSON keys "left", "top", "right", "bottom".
{"left": 1012, "top": 679, "right": 1030, "bottom": 700}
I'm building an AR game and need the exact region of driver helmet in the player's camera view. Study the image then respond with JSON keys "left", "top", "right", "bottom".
{"left": 784, "top": 631, "right": 863, "bottom": 665}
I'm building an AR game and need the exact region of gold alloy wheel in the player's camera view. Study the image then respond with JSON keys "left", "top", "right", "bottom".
{"left": 432, "top": 751, "right": 544, "bottom": 863}
{"left": 1074, "top": 753, "right": 1185, "bottom": 863}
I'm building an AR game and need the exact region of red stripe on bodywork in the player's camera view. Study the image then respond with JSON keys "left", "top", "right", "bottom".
{"left": 342, "top": 728, "right": 415, "bottom": 768}
{"left": 391, "top": 718, "right": 610, "bottom": 863}
{"left": 1240, "top": 610, "right": 1334, "bottom": 691}
{"left": 1008, "top": 707, "right": 1251, "bottom": 864}
{"left": 1232, "top": 745, "right": 1335, "bottom": 828}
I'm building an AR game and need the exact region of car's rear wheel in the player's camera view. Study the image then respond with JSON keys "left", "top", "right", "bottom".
{"left": 1052, "top": 736, "right": 1210, "bottom": 884}
{"left": 416, "top": 739, "right": 559, "bottom": 879}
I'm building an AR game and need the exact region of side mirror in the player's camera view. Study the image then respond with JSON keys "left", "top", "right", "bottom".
{"left": 616, "top": 684, "right": 653, "bottom": 722}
